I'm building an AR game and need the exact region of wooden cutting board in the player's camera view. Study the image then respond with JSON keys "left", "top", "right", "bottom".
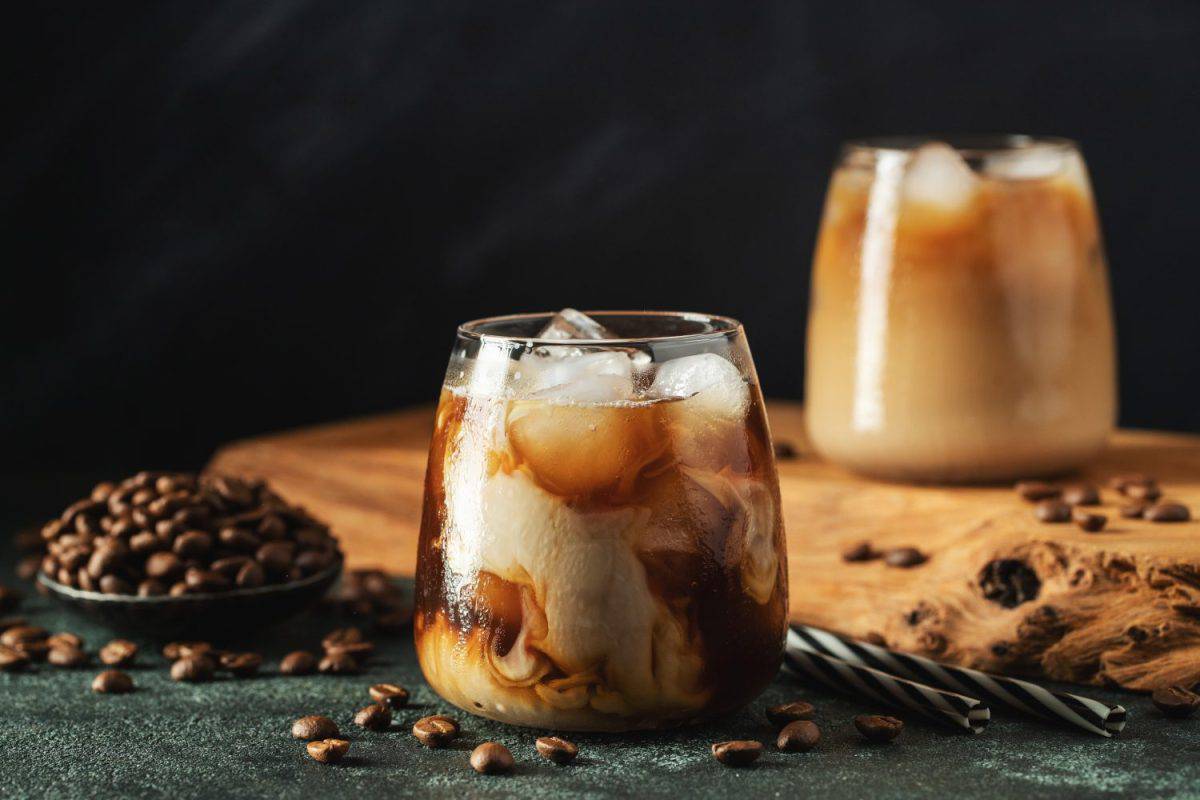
{"left": 209, "top": 401, "right": 1200, "bottom": 691}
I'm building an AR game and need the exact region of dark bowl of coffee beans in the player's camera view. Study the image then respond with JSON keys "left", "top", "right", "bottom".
{"left": 36, "top": 472, "right": 344, "bottom": 636}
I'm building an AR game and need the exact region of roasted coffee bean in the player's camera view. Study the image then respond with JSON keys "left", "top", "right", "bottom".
{"left": 137, "top": 579, "right": 166, "bottom": 597}
{"left": 854, "top": 714, "right": 904, "bottom": 742}
{"left": 318, "top": 652, "right": 360, "bottom": 675}
{"left": 1061, "top": 484, "right": 1100, "bottom": 506}
{"left": 1035, "top": 500, "right": 1072, "bottom": 523}
{"left": 325, "top": 641, "right": 375, "bottom": 661}
{"left": 368, "top": 683, "right": 410, "bottom": 709}
{"left": 280, "top": 650, "right": 317, "bottom": 676}
{"left": 322, "top": 628, "right": 364, "bottom": 650}
{"left": 295, "top": 550, "right": 331, "bottom": 576}
{"left": 0, "top": 644, "right": 29, "bottom": 672}
{"left": 210, "top": 556, "right": 251, "bottom": 578}
{"left": 235, "top": 561, "right": 265, "bottom": 589}
{"left": 1, "top": 625, "right": 47, "bottom": 648}
{"left": 76, "top": 567, "right": 96, "bottom": 592}
{"left": 99, "top": 574, "right": 133, "bottom": 595}
{"left": 471, "top": 742, "right": 514, "bottom": 775}
{"left": 256, "top": 542, "right": 295, "bottom": 576}
{"left": 92, "top": 669, "right": 134, "bottom": 693}
{"left": 355, "top": 703, "right": 392, "bottom": 731}
{"left": 1146, "top": 503, "right": 1191, "bottom": 523}
{"left": 168, "top": 581, "right": 189, "bottom": 596}
{"left": 163, "top": 641, "right": 213, "bottom": 660}
{"left": 0, "top": 586, "right": 21, "bottom": 614}
{"left": 212, "top": 476, "right": 254, "bottom": 507}
{"left": 218, "top": 527, "right": 261, "bottom": 553}
{"left": 1125, "top": 482, "right": 1162, "bottom": 502}
{"left": 170, "top": 655, "right": 216, "bottom": 682}
{"left": 412, "top": 715, "right": 459, "bottom": 748}
{"left": 535, "top": 736, "right": 578, "bottom": 765}
{"left": 91, "top": 482, "right": 117, "bottom": 502}
{"left": 307, "top": 738, "right": 350, "bottom": 764}
{"left": 86, "top": 544, "right": 127, "bottom": 579}
{"left": 776, "top": 720, "right": 821, "bottom": 752}
{"left": 145, "top": 551, "right": 184, "bottom": 580}
{"left": 184, "top": 568, "right": 230, "bottom": 593}
{"left": 1120, "top": 503, "right": 1147, "bottom": 519}
{"left": 773, "top": 440, "right": 798, "bottom": 460}
{"left": 1152, "top": 686, "right": 1200, "bottom": 718}
{"left": 841, "top": 541, "right": 877, "bottom": 563}
{"left": 1109, "top": 473, "right": 1154, "bottom": 492}
{"left": 47, "top": 632, "right": 83, "bottom": 650}
{"left": 0, "top": 618, "right": 27, "bottom": 633}
{"left": 173, "top": 531, "right": 212, "bottom": 558}
{"left": 292, "top": 715, "right": 340, "bottom": 741}
{"left": 884, "top": 547, "right": 927, "bottom": 568}
{"left": 99, "top": 639, "right": 138, "bottom": 667}
{"left": 48, "top": 645, "right": 88, "bottom": 668}
{"left": 711, "top": 740, "right": 763, "bottom": 767}
{"left": 766, "top": 700, "right": 815, "bottom": 727}
{"left": 1015, "top": 481, "right": 1060, "bottom": 502}
{"left": 219, "top": 652, "right": 262, "bottom": 677}
{"left": 129, "top": 532, "right": 160, "bottom": 555}
{"left": 1072, "top": 509, "right": 1107, "bottom": 533}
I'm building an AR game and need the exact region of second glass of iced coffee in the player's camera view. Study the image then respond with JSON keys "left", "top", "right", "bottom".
{"left": 415, "top": 310, "right": 788, "bottom": 731}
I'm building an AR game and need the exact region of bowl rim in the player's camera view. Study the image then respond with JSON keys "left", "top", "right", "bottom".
{"left": 36, "top": 555, "right": 343, "bottom": 605}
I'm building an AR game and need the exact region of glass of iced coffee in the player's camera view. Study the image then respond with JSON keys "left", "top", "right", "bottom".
{"left": 806, "top": 136, "right": 1116, "bottom": 483}
{"left": 415, "top": 310, "right": 787, "bottom": 731}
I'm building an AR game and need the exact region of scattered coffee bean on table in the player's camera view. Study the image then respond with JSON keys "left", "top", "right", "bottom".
{"left": 884, "top": 548, "right": 927, "bottom": 568}
{"left": 471, "top": 742, "right": 514, "bottom": 775}
{"left": 776, "top": 720, "right": 821, "bottom": 752}
{"left": 99, "top": 640, "right": 138, "bottom": 667}
{"left": 765, "top": 700, "right": 815, "bottom": 727}
{"left": 318, "top": 652, "right": 360, "bottom": 675}
{"left": 841, "top": 541, "right": 877, "bottom": 563}
{"left": 163, "top": 641, "right": 212, "bottom": 660}
{"left": 1035, "top": 500, "right": 1072, "bottom": 523}
{"left": 307, "top": 738, "right": 350, "bottom": 765}
{"left": 855, "top": 714, "right": 904, "bottom": 743}
{"left": 292, "top": 715, "right": 340, "bottom": 741}
{"left": 0, "top": 644, "right": 30, "bottom": 672}
{"left": 711, "top": 740, "right": 763, "bottom": 767}
{"left": 280, "top": 651, "right": 317, "bottom": 676}
{"left": 535, "top": 736, "right": 578, "bottom": 765}
{"left": 1152, "top": 686, "right": 1200, "bottom": 718}
{"left": 92, "top": 669, "right": 134, "bottom": 694}
{"left": 1109, "top": 473, "right": 1154, "bottom": 493}
{"left": 368, "top": 683, "right": 410, "bottom": 709}
{"left": 0, "top": 586, "right": 22, "bottom": 614}
{"left": 1072, "top": 509, "right": 1107, "bottom": 533}
{"left": 170, "top": 655, "right": 215, "bottom": 683}
{"left": 412, "top": 715, "right": 459, "bottom": 748}
{"left": 773, "top": 441, "right": 798, "bottom": 460}
{"left": 355, "top": 703, "right": 392, "bottom": 732}
{"left": 1061, "top": 484, "right": 1100, "bottom": 506}
{"left": 1120, "top": 503, "right": 1147, "bottom": 519}
{"left": 47, "top": 632, "right": 83, "bottom": 650}
{"left": 48, "top": 646, "right": 88, "bottom": 668}
{"left": 1015, "top": 481, "right": 1060, "bottom": 502}
{"left": 1125, "top": 483, "right": 1162, "bottom": 502}
{"left": 220, "top": 652, "right": 262, "bottom": 677}
{"left": 1146, "top": 503, "right": 1191, "bottom": 523}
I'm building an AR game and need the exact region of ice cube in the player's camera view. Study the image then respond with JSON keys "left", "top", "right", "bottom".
{"left": 651, "top": 353, "right": 748, "bottom": 420}
{"left": 984, "top": 148, "right": 1064, "bottom": 181}
{"left": 538, "top": 308, "right": 618, "bottom": 340}
{"left": 903, "top": 143, "right": 980, "bottom": 210}
{"left": 526, "top": 351, "right": 635, "bottom": 403}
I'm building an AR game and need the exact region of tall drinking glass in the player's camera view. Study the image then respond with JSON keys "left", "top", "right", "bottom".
{"left": 806, "top": 136, "right": 1116, "bottom": 483}
{"left": 415, "top": 311, "right": 788, "bottom": 731}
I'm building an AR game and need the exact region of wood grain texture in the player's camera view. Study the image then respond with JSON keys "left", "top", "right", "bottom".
{"left": 209, "top": 401, "right": 1200, "bottom": 690}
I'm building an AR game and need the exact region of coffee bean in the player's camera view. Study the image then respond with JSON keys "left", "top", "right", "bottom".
{"left": 1035, "top": 500, "right": 1072, "bottom": 523}
{"left": 184, "top": 568, "right": 230, "bottom": 593}
{"left": 318, "top": 652, "right": 360, "bottom": 675}
{"left": 1120, "top": 503, "right": 1147, "bottom": 519}
{"left": 368, "top": 683, "right": 410, "bottom": 709}
{"left": 0, "top": 644, "right": 30, "bottom": 672}
{"left": 884, "top": 548, "right": 927, "bottom": 568}
{"left": 306, "top": 738, "right": 350, "bottom": 764}
{"left": 47, "top": 632, "right": 83, "bottom": 650}
{"left": 841, "top": 541, "right": 877, "bottom": 563}
{"left": 99, "top": 640, "right": 138, "bottom": 667}
{"left": 99, "top": 574, "right": 133, "bottom": 595}
{"left": 86, "top": 544, "right": 127, "bottom": 580}
{"left": 535, "top": 736, "right": 578, "bottom": 765}
{"left": 295, "top": 550, "right": 332, "bottom": 576}
{"left": 0, "top": 586, "right": 22, "bottom": 614}
{"left": 325, "top": 641, "right": 375, "bottom": 661}
{"left": 145, "top": 551, "right": 184, "bottom": 580}
{"left": 210, "top": 556, "right": 251, "bottom": 578}
{"left": 128, "top": 532, "right": 160, "bottom": 555}
{"left": 1061, "top": 484, "right": 1100, "bottom": 506}
{"left": 1152, "top": 686, "right": 1200, "bottom": 718}
{"left": 1015, "top": 481, "right": 1060, "bottom": 502}
{"left": 765, "top": 700, "right": 815, "bottom": 727}
{"left": 256, "top": 542, "right": 295, "bottom": 576}
{"left": 212, "top": 476, "right": 254, "bottom": 507}
{"left": 292, "top": 715, "right": 340, "bottom": 741}
{"left": 470, "top": 742, "right": 514, "bottom": 775}
{"left": 219, "top": 652, "right": 262, "bottom": 677}
{"left": 1, "top": 625, "right": 47, "bottom": 648}
{"left": 1109, "top": 473, "right": 1155, "bottom": 492}
{"left": 354, "top": 703, "right": 392, "bottom": 732}
{"left": 322, "top": 628, "right": 364, "bottom": 650}
{"left": 1146, "top": 503, "right": 1191, "bottom": 523}
{"left": 854, "top": 714, "right": 904, "bottom": 742}
{"left": 218, "top": 527, "right": 261, "bottom": 553}
{"left": 1072, "top": 509, "right": 1107, "bottom": 533}
{"left": 258, "top": 515, "right": 287, "bottom": 540}
{"left": 773, "top": 440, "right": 798, "bottom": 460}
{"left": 235, "top": 560, "right": 266, "bottom": 589}
{"left": 137, "top": 579, "right": 166, "bottom": 597}
{"left": 168, "top": 582, "right": 189, "bottom": 597}
{"left": 1125, "top": 482, "right": 1162, "bottom": 502}
{"left": 711, "top": 740, "right": 763, "bottom": 767}
{"left": 170, "top": 654, "right": 215, "bottom": 682}
{"left": 92, "top": 669, "right": 134, "bottom": 693}
{"left": 162, "top": 641, "right": 213, "bottom": 660}
{"left": 173, "top": 531, "right": 212, "bottom": 559}
{"left": 776, "top": 720, "right": 821, "bottom": 752}
{"left": 279, "top": 650, "right": 317, "bottom": 676}
{"left": 412, "top": 715, "right": 459, "bottom": 748}
{"left": 0, "top": 618, "right": 27, "bottom": 633}
{"left": 48, "top": 645, "right": 89, "bottom": 668}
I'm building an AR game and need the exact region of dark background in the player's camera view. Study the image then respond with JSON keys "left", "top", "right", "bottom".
{"left": 5, "top": 1, "right": 1200, "bottom": 475}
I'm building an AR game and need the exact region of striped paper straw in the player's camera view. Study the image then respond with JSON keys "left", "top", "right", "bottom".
{"left": 790, "top": 624, "right": 1126, "bottom": 738}
{"left": 783, "top": 633, "right": 991, "bottom": 734}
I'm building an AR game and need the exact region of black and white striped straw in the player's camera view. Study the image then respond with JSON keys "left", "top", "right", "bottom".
{"left": 783, "top": 633, "right": 991, "bottom": 734}
{"left": 790, "top": 624, "right": 1126, "bottom": 738}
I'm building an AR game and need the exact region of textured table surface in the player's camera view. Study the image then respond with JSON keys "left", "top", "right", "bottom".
{"left": 4, "top": 478, "right": 1200, "bottom": 800}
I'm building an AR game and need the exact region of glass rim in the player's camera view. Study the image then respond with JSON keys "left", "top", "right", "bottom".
{"left": 843, "top": 134, "right": 1079, "bottom": 159}
{"left": 457, "top": 310, "right": 745, "bottom": 347}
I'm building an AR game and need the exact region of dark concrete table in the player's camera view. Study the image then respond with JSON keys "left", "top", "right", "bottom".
{"left": 3, "top": 479, "right": 1197, "bottom": 799}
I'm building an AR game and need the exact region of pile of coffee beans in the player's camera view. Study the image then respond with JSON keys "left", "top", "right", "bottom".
{"left": 38, "top": 472, "right": 341, "bottom": 596}
{"left": 1018, "top": 474, "right": 1192, "bottom": 532}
